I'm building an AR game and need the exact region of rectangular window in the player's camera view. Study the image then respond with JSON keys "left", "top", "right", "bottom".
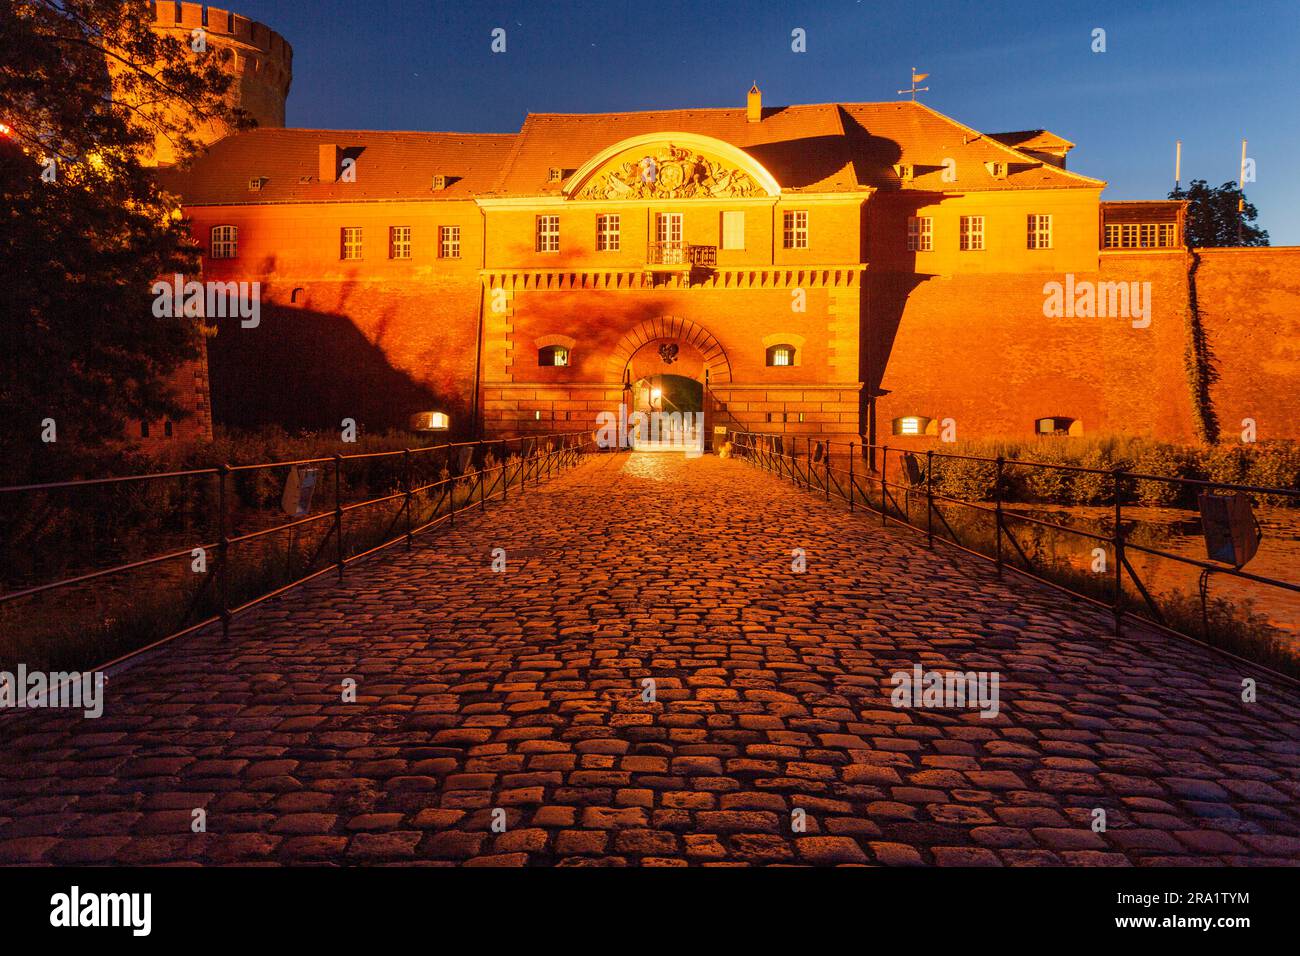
{"left": 907, "top": 216, "right": 932, "bottom": 252}
{"left": 655, "top": 212, "right": 682, "bottom": 244}
{"left": 439, "top": 225, "right": 460, "bottom": 259}
{"left": 1140, "top": 223, "right": 1157, "bottom": 248}
{"left": 782, "top": 210, "right": 808, "bottom": 249}
{"left": 1158, "top": 223, "right": 1178, "bottom": 247}
{"left": 389, "top": 226, "right": 411, "bottom": 260}
{"left": 596, "top": 214, "right": 620, "bottom": 251}
{"left": 210, "top": 225, "right": 238, "bottom": 259}
{"left": 959, "top": 216, "right": 985, "bottom": 251}
{"left": 1121, "top": 223, "right": 1139, "bottom": 248}
{"left": 536, "top": 215, "right": 559, "bottom": 252}
{"left": 1104, "top": 223, "right": 1121, "bottom": 248}
{"left": 340, "top": 226, "right": 362, "bottom": 260}
{"left": 1027, "top": 214, "right": 1052, "bottom": 249}
{"left": 721, "top": 210, "right": 745, "bottom": 250}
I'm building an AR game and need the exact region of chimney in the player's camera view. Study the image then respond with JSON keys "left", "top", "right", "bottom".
{"left": 747, "top": 83, "right": 762, "bottom": 123}
{"left": 318, "top": 143, "right": 340, "bottom": 183}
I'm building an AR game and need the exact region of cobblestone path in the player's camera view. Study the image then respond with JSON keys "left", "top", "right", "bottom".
{"left": 2, "top": 452, "right": 1298, "bottom": 866}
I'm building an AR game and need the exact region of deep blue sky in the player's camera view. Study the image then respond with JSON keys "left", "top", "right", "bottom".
{"left": 234, "top": 0, "right": 1299, "bottom": 243}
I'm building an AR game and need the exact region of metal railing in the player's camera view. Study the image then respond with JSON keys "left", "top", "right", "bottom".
{"left": 0, "top": 430, "right": 594, "bottom": 671}
{"left": 726, "top": 429, "right": 1300, "bottom": 681}
{"left": 646, "top": 241, "right": 717, "bottom": 267}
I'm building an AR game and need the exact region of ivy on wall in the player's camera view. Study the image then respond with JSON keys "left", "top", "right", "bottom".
{"left": 1182, "top": 249, "right": 1221, "bottom": 445}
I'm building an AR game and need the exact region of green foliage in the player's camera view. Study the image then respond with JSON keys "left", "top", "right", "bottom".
{"left": 0, "top": 0, "right": 249, "bottom": 483}
{"left": 1244, "top": 442, "right": 1300, "bottom": 507}
{"left": 1170, "top": 179, "right": 1269, "bottom": 248}
{"left": 1132, "top": 444, "right": 1193, "bottom": 507}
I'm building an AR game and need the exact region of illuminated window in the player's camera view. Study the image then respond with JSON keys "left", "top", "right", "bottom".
{"left": 538, "top": 345, "right": 569, "bottom": 367}
{"left": 959, "top": 216, "right": 984, "bottom": 251}
{"left": 340, "top": 226, "right": 362, "bottom": 260}
{"left": 1036, "top": 416, "right": 1076, "bottom": 436}
{"left": 596, "top": 214, "right": 620, "bottom": 251}
{"left": 907, "top": 216, "right": 932, "bottom": 251}
{"left": 389, "top": 226, "right": 411, "bottom": 259}
{"left": 439, "top": 225, "right": 460, "bottom": 259}
{"left": 721, "top": 211, "right": 745, "bottom": 250}
{"left": 782, "top": 210, "right": 808, "bottom": 249}
{"left": 210, "top": 225, "right": 238, "bottom": 259}
{"left": 892, "top": 415, "right": 931, "bottom": 436}
{"left": 536, "top": 215, "right": 559, "bottom": 252}
{"left": 766, "top": 344, "right": 796, "bottom": 367}
{"left": 1027, "top": 214, "right": 1052, "bottom": 249}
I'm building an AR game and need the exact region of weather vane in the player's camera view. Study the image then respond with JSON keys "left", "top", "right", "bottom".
{"left": 897, "top": 67, "right": 930, "bottom": 101}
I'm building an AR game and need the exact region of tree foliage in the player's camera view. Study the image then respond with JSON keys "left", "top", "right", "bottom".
{"left": 1171, "top": 179, "right": 1270, "bottom": 248}
{"left": 0, "top": 0, "right": 249, "bottom": 482}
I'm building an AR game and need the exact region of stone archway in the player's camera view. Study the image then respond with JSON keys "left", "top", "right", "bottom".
{"left": 608, "top": 316, "right": 732, "bottom": 386}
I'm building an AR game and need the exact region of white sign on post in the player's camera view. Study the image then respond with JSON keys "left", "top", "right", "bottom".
{"left": 282, "top": 466, "right": 319, "bottom": 517}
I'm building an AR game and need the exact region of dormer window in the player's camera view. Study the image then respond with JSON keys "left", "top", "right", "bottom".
{"left": 893, "top": 163, "right": 915, "bottom": 182}
{"left": 247, "top": 177, "right": 266, "bottom": 192}
{"left": 984, "top": 160, "right": 1009, "bottom": 179}
{"left": 432, "top": 174, "right": 447, "bottom": 191}
{"left": 539, "top": 345, "right": 569, "bottom": 366}
{"left": 548, "top": 167, "right": 565, "bottom": 183}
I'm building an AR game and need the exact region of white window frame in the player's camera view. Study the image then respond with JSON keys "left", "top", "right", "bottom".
{"left": 596, "top": 214, "right": 620, "bottom": 251}
{"left": 655, "top": 212, "right": 682, "bottom": 244}
{"left": 210, "top": 225, "right": 238, "bottom": 259}
{"left": 783, "top": 210, "right": 808, "bottom": 249}
{"left": 1027, "top": 214, "right": 1052, "bottom": 250}
{"left": 389, "top": 225, "right": 411, "bottom": 260}
{"left": 439, "top": 225, "right": 461, "bottom": 259}
{"left": 536, "top": 215, "right": 560, "bottom": 252}
{"left": 721, "top": 210, "right": 745, "bottom": 250}
{"left": 907, "top": 216, "right": 932, "bottom": 252}
{"left": 341, "top": 226, "right": 363, "bottom": 260}
{"left": 959, "top": 215, "right": 985, "bottom": 251}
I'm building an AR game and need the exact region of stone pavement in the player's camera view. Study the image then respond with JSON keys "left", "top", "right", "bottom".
{"left": 1, "top": 452, "right": 1298, "bottom": 866}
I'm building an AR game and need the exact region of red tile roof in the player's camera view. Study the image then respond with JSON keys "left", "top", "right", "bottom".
{"left": 161, "top": 100, "right": 1103, "bottom": 205}
{"left": 159, "top": 128, "right": 517, "bottom": 204}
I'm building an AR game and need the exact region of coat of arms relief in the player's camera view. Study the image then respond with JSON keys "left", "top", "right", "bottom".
{"left": 577, "top": 144, "right": 764, "bottom": 200}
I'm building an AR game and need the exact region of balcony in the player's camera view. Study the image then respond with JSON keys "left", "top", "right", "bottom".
{"left": 646, "top": 241, "right": 718, "bottom": 269}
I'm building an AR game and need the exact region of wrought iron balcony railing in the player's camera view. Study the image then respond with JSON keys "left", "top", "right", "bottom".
{"left": 646, "top": 241, "right": 717, "bottom": 267}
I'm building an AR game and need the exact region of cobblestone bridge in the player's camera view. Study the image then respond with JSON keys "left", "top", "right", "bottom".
{"left": 2, "top": 453, "right": 1298, "bottom": 866}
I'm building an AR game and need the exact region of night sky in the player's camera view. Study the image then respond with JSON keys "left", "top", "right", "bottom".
{"left": 232, "top": 0, "right": 1299, "bottom": 243}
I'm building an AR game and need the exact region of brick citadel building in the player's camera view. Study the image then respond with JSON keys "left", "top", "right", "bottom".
{"left": 148, "top": 4, "right": 1300, "bottom": 450}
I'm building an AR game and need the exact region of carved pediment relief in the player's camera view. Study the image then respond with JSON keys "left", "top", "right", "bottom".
{"left": 575, "top": 141, "right": 769, "bottom": 200}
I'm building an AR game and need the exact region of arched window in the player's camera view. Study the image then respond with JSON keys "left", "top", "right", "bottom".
{"left": 1035, "top": 416, "right": 1077, "bottom": 436}
{"left": 892, "top": 415, "right": 932, "bottom": 437}
{"left": 210, "top": 225, "right": 238, "bottom": 259}
{"left": 766, "top": 344, "right": 796, "bottom": 367}
{"left": 538, "top": 345, "right": 570, "bottom": 367}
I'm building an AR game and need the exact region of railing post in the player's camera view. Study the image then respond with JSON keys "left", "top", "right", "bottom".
{"left": 824, "top": 442, "right": 831, "bottom": 501}
{"left": 479, "top": 441, "right": 486, "bottom": 512}
{"left": 1113, "top": 467, "right": 1125, "bottom": 636}
{"left": 502, "top": 442, "right": 509, "bottom": 503}
{"left": 848, "top": 442, "right": 855, "bottom": 512}
{"left": 880, "top": 445, "right": 889, "bottom": 527}
{"left": 217, "top": 463, "right": 230, "bottom": 640}
{"left": 334, "top": 453, "right": 344, "bottom": 580}
{"left": 404, "top": 448, "right": 413, "bottom": 550}
{"left": 994, "top": 456, "right": 1004, "bottom": 576}
{"left": 925, "top": 449, "right": 934, "bottom": 548}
